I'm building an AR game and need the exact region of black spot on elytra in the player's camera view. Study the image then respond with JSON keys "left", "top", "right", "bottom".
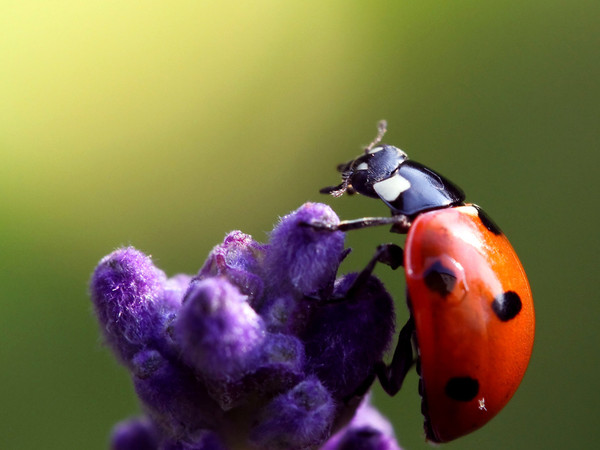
{"left": 445, "top": 377, "right": 479, "bottom": 402}
{"left": 492, "top": 291, "right": 522, "bottom": 321}
{"left": 424, "top": 261, "right": 457, "bottom": 297}
{"left": 474, "top": 205, "right": 502, "bottom": 235}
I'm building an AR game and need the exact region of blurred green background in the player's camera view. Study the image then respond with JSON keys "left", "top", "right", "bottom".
{"left": 1, "top": 1, "right": 599, "bottom": 449}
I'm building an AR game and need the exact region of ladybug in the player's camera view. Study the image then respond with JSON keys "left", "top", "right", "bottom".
{"left": 317, "top": 121, "right": 535, "bottom": 443}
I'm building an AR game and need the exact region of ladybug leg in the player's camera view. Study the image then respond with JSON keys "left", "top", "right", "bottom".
{"left": 343, "top": 243, "right": 404, "bottom": 299}
{"left": 376, "top": 317, "right": 415, "bottom": 396}
{"left": 314, "top": 243, "right": 403, "bottom": 305}
{"left": 348, "top": 244, "right": 414, "bottom": 395}
{"left": 343, "top": 371, "right": 377, "bottom": 403}
{"left": 337, "top": 242, "right": 405, "bottom": 402}
{"left": 306, "top": 215, "right": 411, "bottom": 234}
{"left": 344, "top": 244, "right": 415, "bottom": 396}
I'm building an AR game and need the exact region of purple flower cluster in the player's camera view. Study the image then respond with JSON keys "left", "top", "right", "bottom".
{"left": 90, "top": 203, "right": 401, "bottom": 450}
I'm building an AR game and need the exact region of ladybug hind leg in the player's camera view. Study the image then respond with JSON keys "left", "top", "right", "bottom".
{"left": 376, "top": 317, "right": 415, "bottom": 396}
{"left": 339, "top": 243, "right": 406, "bottom": 402}
{"left": 346, "top": 243, "right": 416, "bottom": 397}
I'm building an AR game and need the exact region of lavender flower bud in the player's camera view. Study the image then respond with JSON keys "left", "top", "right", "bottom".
{"left": 323, "top": 396, "right": 401, "bottom": 450}
{"left": 163, "top": 274, "right": 193, "bottom": 310}
{"left": 249, "top": 376, "right": 336, "bottom": 450}
{"left": 254, "top": 333, "right": 305, "bottom": 395}
{"left": 131, "top": 350, "right": 221, "bottom": 438}
{"left": 258, "top": 293, "right": 314, "bottom": 336}
{"left": 155, "top": 274, "right": 194, "bottom": 359}
{"left": 110, "top": 416, "right": 159, "bottom": 450}
{"left": 160, "top": 429, "right": 226, "bottom": 450}
{"left": 265, "top": 203, "right": 345, "bottom": 297}
{"left": 202, "top": 332, "right": 306, "bottom": 411}
{"left": 197, "top": 231, "right": 266, "bottom": 304}
{"left": 90, "top": 247, "right": 168, "bottom": 362}
{"left": 325, "top": 427, "right": 401, "bottom": 450}
{"left": 175, "top": 277, "right": 266, "bottom": 380}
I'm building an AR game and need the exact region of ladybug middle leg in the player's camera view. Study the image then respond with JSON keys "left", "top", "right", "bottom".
{"left": 343, "top": 243, "right": 404, "bottom": 299}
{"left": 375, "top": 317, "right": 415, "bottom": 396}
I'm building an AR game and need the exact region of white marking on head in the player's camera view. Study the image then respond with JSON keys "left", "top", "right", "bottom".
{"left": 355, "top": 162, "right": 368, "bottom": 171}
{"left": 367, "top": 146, "right": 385, "bottom": 154}
{"left": 373, "top": 173, "right": 411, "bottom": 202}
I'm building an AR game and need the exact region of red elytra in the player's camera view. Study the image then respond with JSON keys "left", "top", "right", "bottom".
{"left": 405, "top": 205, "right": 535, "bottom": 442}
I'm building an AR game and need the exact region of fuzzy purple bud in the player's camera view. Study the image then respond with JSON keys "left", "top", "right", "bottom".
{"left": 323, "top": 396, "right": 402, "bottom": 450}
{"left": 258, "top": 293, "right": 313, "bottom": 335}
{"left": 163, "top": 274, "right": 193, "bottom": 310}
{"left": 265, "top": 203, "right": 345, "bottom": 297}
{"left": 325, "top": 427, "right": 401, "bottom": 450}
{"left": 249, "top": 376, "right": 336, "bottom": 450}
{"left": 110, "top": 417, "right": 159, "bottom": 450}
{"left": 201, "top": 332, "right": 306, "bottom": 411}
{"left": 155, "top": 275, "right": 194, "bottom": 359}
{"left": 197, "top": 231, "right": 266, "bottom": 303}
{"left": 253, "top": 333, "right": 306, "bottom": 395}
{"left": 90, "top": 247, "right": 168, "bottom": 362}
{"left": 131, "top": 349, "right": 222, "bottom": 438}
{"left": 175, "top": 277, "right": 266, "bottom": 380}
{"left": 160, "top": 429, "right": 226, "bottom": 450}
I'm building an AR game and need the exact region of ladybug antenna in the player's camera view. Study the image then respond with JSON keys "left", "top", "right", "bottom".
{"left": 365, "top": 120, "right": 388, "bottom": 153}
{"left": 321, "top": 121, "right": 387, "bottom": 197}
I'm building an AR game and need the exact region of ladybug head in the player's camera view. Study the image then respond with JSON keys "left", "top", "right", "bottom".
{"left": 321, "top": 144, "right": 409, "bottom": 199}
{"left": 321, "top": 120, "right": 411, "bottom": 200}
{"left": 321, "top": 121, "right": 466, "bottom": 217}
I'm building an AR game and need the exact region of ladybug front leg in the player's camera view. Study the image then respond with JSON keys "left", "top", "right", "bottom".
{"left": 306, "top": 215, "right": 412, "bottom": 234}
{"left": 376, "top": 317, "right": 415, "bottom": 396}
